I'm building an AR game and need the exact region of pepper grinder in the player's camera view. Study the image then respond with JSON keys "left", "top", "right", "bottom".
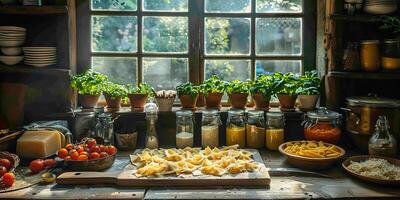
{"left": 144, "top": 98, "right": 159, "bottom": 149}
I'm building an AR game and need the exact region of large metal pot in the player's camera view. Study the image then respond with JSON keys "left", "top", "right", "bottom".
{"left": 342, "top": 96, "right": 400, "bottom": 151}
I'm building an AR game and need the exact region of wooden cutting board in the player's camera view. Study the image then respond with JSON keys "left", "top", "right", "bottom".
{"left": 56, "top": 149, "right": 270, "bottom": 187}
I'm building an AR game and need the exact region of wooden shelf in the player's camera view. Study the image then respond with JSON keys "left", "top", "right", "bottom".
{"left": 330, "top": 14, "right": 374, "bottom": 22}
{"left": 0, "top": 64, "right": 70, "bottom": 76}
{"left": 0, "top": 5, "right": 68, "bottom": 15}
{"left": 328, "top": 71, "right": 400, "bottom": 80}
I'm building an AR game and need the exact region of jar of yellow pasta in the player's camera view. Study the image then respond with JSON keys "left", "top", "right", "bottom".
{"left": 265, "top": 112, "right": 285, "bottom": 150}
{"left": 246, "top": 110, "right": 265, "bottom": 148}
{"left": 226, "top": 109, "right": 246, "bottom": 147}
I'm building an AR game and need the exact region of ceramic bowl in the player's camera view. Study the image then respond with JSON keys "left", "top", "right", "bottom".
{"left": 364, "top": 5, "right": 398, "bottom": 14}
{"left": 0, "top": 55, "right": 23, "bottom": 65}
{"left": 1, "top": 47, "right": 22, "bottom": 56}
{"left": 0, "top": 40, "right": 24, "bottom": 47}
{"left": 63, "top": 152, "right": 117, "bottom": 171}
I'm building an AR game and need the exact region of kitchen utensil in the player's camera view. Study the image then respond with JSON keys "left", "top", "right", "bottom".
{"left": 62, "top": 151, "right": 116, "bottom": 171}
{"left": 268, "top": 167, "right": 333, "bottom": 178}
{"left": 279, "top": 141, "right": 346, "bottom": 170}
{"left": 57, "top": 149, "right": 271, "bottom": 187}
{"left": 342, "top": 155, "right": 400, "bottom": 186}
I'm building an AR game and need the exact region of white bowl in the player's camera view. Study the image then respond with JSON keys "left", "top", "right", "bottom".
{"left": 0, "top": 26, "right": 26, "bottom": 32}
{"left": 0, "top": 40, "right": 24, "bottom": 47}
{"left": 1, "top": 47, "right": 22, "bottom": 56}
{"left": 364, "top": 5, "right": 398, "bottom": 14}
{"left": 0, "top": 55, "right": 23, "bottom": 65}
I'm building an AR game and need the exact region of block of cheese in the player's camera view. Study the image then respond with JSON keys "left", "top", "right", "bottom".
{"left": 16, "top": 130, "right": 61, "bottom": 159}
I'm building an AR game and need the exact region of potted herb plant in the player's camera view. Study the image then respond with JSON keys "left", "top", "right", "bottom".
{"left": 103, "top": 82, "right": 127, "bottom": 110}
{"left": 226, "top": 80, "right": 250, "bottom": 109}
{"left": 275, "top": 73, "right": 300, "bottom": 112}
{"left": 126, "top": 83, "right": 155, "bottom": 111}
{"left": 200, "top": 75, "right": 228, "bottom": 108}
{"left": 296, "top": 70, "right": 321, "bottom": 112}
{"left": 155, "top": 90, "right": 177, "bottom": 112}
{"left": 71, "top": 70, "right": 108, "bottom": 108}
{"left": 176, "top": 82, "right": 199, "bottom": 109}
{"left": 250, "top": 75, "right": 284, "bottom": 111}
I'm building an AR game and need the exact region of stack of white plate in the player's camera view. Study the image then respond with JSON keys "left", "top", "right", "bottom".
{"left": 0, "top": 26, "right": 26, "bottom": 47}
{"left": 364, "top": 0, "right": 398, "bottom": 14}
{"left": 23, "top": 47, "right": 57, "bottom": 68}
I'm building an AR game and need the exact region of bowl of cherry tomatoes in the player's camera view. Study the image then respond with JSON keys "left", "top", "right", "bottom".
{"left": 0, "top": 152, "right": 19, "bottom": 187}
{"left": 57, "top": 138, "right": 118, "bottom": 171}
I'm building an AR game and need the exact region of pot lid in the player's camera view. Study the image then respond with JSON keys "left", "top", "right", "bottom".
{"left": 346, "top": 96, "right": 400, "bottom": 108}
{"left": 360, "top": 40, "right": 379, "bottom": 44}
{"left": 307, "top": 107, "right": 340, "bottom": 120}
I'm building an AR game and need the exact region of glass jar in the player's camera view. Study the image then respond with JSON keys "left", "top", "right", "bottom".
{"left": 95, "top": 113, "right": 114, "bottom": 145}
{"left": 246, "top": 110, "right": 265, "bottom": 148}
{"left": 303, "top": 107, "right": 342, "bottom": 144}
{"left": 369, "top": 116, "right": 397, "bottom": 157}
{"left": 226, "top": 110, "right": 246, "bottom": 147}
{"left": 360, "top": 40, "right": 380, "bottom": 72}
{"left": 382, "top": 39, "right": 400, "bottom": 70}
{"left": 144, "top": 101, "right": 159, "bottom": 149}
{"left": 343, "top": 42, "right": 360, "bottom": 71}
{"left": 176, "top": 110, "right": 194, "bottom": 149}
{"left": 265, "top": 112, "right": 285, "bottom": 150}
{"left": 201, "top": 109, "right": 221, "bottom": 148}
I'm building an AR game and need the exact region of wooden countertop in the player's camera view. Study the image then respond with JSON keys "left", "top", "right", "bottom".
{"left": 0, "top": 150, "right": 399, "bottom": 200}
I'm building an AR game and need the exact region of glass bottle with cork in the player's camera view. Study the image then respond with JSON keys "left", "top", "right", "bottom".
{"left": 201, "top": 109, "right": 221, "bottom": 148}
{"left": 176, "top": 110, "right": 194, "bottom": 148}
{"left": 144, "top": 100, "right": 159, "bottom": 149}
{"left": 226, "top": 109, "right": 246, "bottom": 147}
{"left": 369, "top": 115, "right": 397, "bottom": 157}
{"left": 265, "top": 112, "right": 285, "bottom": 150}
{"left": 246, "top": 110, "right": 265, "bottom": 148}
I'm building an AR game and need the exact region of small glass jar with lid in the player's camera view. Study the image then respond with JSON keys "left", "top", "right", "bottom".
{"left": 343, "top": 42, "right": 360, "bottom": 71}
{"left": 360, "top": 40, "right": 380, "bottom": 72}
{"left": 226, "top": 109, "right": 246, "bottom": 147}
{"left": 176, "top": 110, "right": 194, "bottom": 149}
{"left": 201, "top": 109, "right": 221, "bottom": 148}
{"left": 246, "top": 110, "right": 265, "bottom": 148}
{"left": 303, "top": 107, "right": 342, "bottom": 144}
{"left": 382, "top": 39, "right": 400, "bottom": 70}
{"left": 265, "top": 112, "right": 285, "bottom": 150}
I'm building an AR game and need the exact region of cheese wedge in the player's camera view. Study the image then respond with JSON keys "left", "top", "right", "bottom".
{"left": 17, "top": 130, "right": 61, "bottom": 159}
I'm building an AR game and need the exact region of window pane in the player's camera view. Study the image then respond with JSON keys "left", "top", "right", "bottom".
{"left": 205, "top": 60, "right": 251, "bottom": 82}
{"left": 143, "top": 58, "right": 188, "bottom": 91}
{"left": 92, "top": 0, "right": 137, "bottom": 11}
{"left": 257, "top": 0, "right": 302, "bottom": 13}
{"left": 255, "top": 60, "right": 301, "bottom": 76}
{"left": 92, "top": 57, "right": 137, "bottom": 85}
{"left": 256, "top": 18, "right": 301, "bottom": 55}
{"left": 143, "top": 0, "right": 188, "bottom": 12}
{"left": 92, "top": 16, "right": 137, "bottom": 52}
{"left": 143, "top": 17, "right": 188, "bottom": 53}
{"left": 205, "top": 18, "right": 250, "bottom": 55}
{"left": 205, "top": 0, "right": 251, "bottom": 13}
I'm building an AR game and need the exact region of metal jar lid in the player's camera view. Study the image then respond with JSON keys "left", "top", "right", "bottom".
{"left": 346, "top": 96, "right": 400, "bottom": 108}
{"left": 384, "top": 39, "right": 400, "bottom": 44}
{"left": 360, "top": 40, "right": 380, "bottom": 45}
{"left": 306, "top": 107, "right": 340, "bottom": 120}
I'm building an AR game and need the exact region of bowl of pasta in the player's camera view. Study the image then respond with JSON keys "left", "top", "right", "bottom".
{"left": 279, "top": 140, "right": 346, "bottom": 170}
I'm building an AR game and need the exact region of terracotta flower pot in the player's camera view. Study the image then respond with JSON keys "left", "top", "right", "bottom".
{"left": 196, "top": 93, "right": 206, "bottom": 107}
{"left": 78, "top": 94, "right": 100, "bottom": 109}
{"left": 277, "top": 94, "right": 298, "bottom": 111}
{"left": 298, "top": 94, "right": 319, "bottom": 112}
{"left": 104, "top": 94, "right": 122, "bottom": 110}
{"left": 228, "top": 93, "right": 248, "bottom": 109}
{"left": 128, "top": 94, "right": 148, "bottom": 110}
{"left": 0, "top": 83, "right": 27, "bottom": 130}
{"left": 156, "top": 98, "right": 175, "bottom": 112}
{"left": 179, "top": 94, "right": 198, "bottom": 109}
{"left": 205, "top": 93, "right": 223, "bottom": 108}
{"left": 252, "top": 93, "right": 270, "bottom": 111}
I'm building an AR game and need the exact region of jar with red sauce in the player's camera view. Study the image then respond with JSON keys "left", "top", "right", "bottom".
{"left": 303, "top": 107, "right": 342, "bottom": 144}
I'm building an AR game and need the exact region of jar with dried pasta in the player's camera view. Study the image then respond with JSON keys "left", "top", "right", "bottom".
{"left": 201, "top": 109, "right": 221, "bottom": 148}
{"left": 303, "top": 107, "right": 342, "bottom": 144}
{"left": 246, "top": 110, "right": 265, "bottom": 148}
{"left": 226, "top": 109, "right": 246, "bottom": 147}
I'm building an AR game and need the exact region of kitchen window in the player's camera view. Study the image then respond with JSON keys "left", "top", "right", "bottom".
{"left": 77, "top": 0, "right": 316, "bottom": 90}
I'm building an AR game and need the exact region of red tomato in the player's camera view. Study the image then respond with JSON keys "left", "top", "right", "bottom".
{"left": 87, "top": 139, "right": 97, "bottom": 149}
{"left": 77, "top": 155, "right": 88, "bottom": 161}
{"left": 65, "top": 144, "right": 73, "bottom": 151}
{"left": 90, "top": 146, "right": 101, "bottom": 153}
{"left": 77, "top": 147, "right": 84, "bottom": 154}
{"left": 64, "top": 156, "right": 71, "bottom": 161}
{"left": 57, "top": 148, "right": 68, "bottom": 159}
{"left": 100, "top": 152, "right": 108, "bottom": 158}
{"left": 99, "top": 145, "right": 107, "bottom": 152}
{"left": 69, "top": 149, "right": 77, "bottom": 156}
{"left": 2, "top": 172, "right": 14, "bottom": 187}
{"left": 70, "top": 152, "right": 79, "bottom": 160}
{"left": 79, "top": 151, "right": 89, "bottom": 157}
{"left": 89, "top": 152, "right": 100, "bottom": 160}
{"left": 0, "top": 166, "right": 7, "bottom": 177}
{"left": 29, "top": 159, "right": 44, "bottom": 174}
{"left": 106, "top": 146, "right": 117, "bottom": 155}
{"left": 0, "top": 159, "right": 11, "bottom": 170}
{"left": 43, "top": 159, "right": 56, "bottom": 168}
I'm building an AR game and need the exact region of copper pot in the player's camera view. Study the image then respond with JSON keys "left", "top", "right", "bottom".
{"left": 342, "top": 96, "right": 400, "bottom": 151}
